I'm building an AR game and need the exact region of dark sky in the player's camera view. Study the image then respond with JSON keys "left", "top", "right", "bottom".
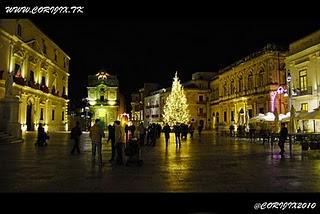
{"left": 31, "top": 18, "right": 320, "bottom": 111}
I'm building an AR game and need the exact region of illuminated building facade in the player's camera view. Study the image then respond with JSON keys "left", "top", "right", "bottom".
{"left": 209, "top": 44, "right": 287, "bottom": 128}
{"left": 130, "top": 92, "right": 142, "bottom": 125}
{"left": 144, "top": 88, "right": 166, "bottom": 125}
{"left": 0, "top": 19, "right": 70, "bottom": 133}
{"left": 87, "top": 70, "right": 123, "bottom": 129}
{"left": 285, "top": 30, "right": 320, "bottom": 132}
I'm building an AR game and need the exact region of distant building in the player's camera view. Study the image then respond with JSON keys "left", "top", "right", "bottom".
{"left": 131, "top": 92, "right": 142, "bottom": 124}
{"left": 0, "top": 19, "right": 70, "bottom": 133}
{"left": 86, "top": 70, "right": 124, "bottom": 129}
{"left": 144, "top": 88, "right": 166, "bottom": 125}
{"left": 131, "top": 83, "right": 160, "bottom": 126}
{"left": 285, "top": 30, "right": 320, "bottom": 132}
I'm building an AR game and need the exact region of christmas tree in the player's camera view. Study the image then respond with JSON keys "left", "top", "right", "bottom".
{"left": 163, "top": 72, "right": 190, "bottom": 126}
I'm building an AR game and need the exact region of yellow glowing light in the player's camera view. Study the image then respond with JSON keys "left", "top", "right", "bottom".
{"left": 21, "top": 124, "right": 27, "bottom": 132}
{"left": 107, "top": 100, "right": 116, "bottom": 105}
{"left": 96, "top": 72, "right": 109, "bottom": 80}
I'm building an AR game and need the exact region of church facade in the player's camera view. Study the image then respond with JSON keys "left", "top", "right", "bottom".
{"left": 87, "top": 71, "right": 124, "bottom": 129}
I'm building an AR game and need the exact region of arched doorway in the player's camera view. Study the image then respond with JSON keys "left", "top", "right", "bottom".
{"left": 26, "top": 103, "right": 33, "bottom": 131}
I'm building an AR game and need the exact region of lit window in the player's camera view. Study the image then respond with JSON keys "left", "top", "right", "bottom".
{"left": 301, "top": 103, "right": 308, "bottom": 111}
{"left": 299, "top": 70, "right": 307, "bottom": 91}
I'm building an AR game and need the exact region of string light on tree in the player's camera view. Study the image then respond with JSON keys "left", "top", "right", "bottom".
{"left": 163, "top": 71, "right": 190, "bottom": 126}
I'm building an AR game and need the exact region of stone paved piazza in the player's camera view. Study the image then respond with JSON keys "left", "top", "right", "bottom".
{"left": 1, "top": 131, "right": 320, "bottom": 192}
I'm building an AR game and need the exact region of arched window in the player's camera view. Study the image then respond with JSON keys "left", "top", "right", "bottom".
{"left": 223, "top": 82, "right": 227, "bottom": 96}
{"left": 216, "top": 112, "right": 219, "bottom": 124}
{"left": 17, "top": 24, "right": 22, "bottom": 37}
{"left": 230, "top": 79, "right": 235, "bottom": 94}
{"left": 238, "top": 76, "right": 243, "bottom": 92}
{"left": 258, "top": 69, "right": 264, "bottom": 87}
{"left": 248, "top": 72, "right": 253, "bottom": 89}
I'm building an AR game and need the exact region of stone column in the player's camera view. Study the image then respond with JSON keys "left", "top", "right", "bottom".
{"left": 0, "top": 96, "right": 22, "bottom": 138}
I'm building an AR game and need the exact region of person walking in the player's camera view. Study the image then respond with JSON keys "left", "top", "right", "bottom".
{"left": 278, "top": 122, "right": 288, "bottom": 156}
{"left": 198, "top": 122, "right": 204, "bottom": 138}
{"left": 189, "top": 123, "right": 195, "bottom": 139}
{"left": 89, "top": 119, "right": 105, "bottom": 166}
{"left": 138, "top": 122, "right": 145, "bottom": 146}
{"left": 70, "top": 121, "right": 82, "bottom": 154}
{"left": 107, "top": 123, "right": 116, "bottom": 162}
{"left": 115, "top": 120, "right": 126, "bottom": 165}
{"left": 163, "top": 123, "right": 171, "bottom": 148}
{"left": 174, "top": 123, "right": 181, "bottom": 148}
{"left": 36, "top": 123, "right": 49, "bottom": 146}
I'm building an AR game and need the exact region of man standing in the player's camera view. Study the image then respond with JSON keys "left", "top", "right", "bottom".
{"left": 115, "top": 120, "right": 126, "bottom": 165}
{"left": 278, "top": 122, "right": 288, "bottom": 156}
{"left": 70, "top": 121, "right": 82, "bottom": 154}
{"left": 163, "top": 123, "right": 171, "bottom": 148}
{"left": 89, "top": 119, "right": 105, "bottom": 166}
{"left": 107, "top": 123, "right": 116, "bottom": 162}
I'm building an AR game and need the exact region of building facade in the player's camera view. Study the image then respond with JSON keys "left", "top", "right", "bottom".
{"left": 87, "top": 70, "right": 123, "bottom": 129}
{"left": 0, "top": 19, "right": 70, "bottom": 133}
{"left": 210, "top": 44, "right": 287, "bottom": 128}
{"left": 285, "top": 30, "right": 320, "bottom": 132}
{"left": 144, "top": 88, "right": 166, "bottom": 125}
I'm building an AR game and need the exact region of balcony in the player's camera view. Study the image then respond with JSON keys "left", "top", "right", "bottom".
{"left": 197, "top": 100, "right": 207, "bottom": 104}
{"left": 292, "top": 86, "right": 312, "bottom": 97}
{"left": 197, "top": 113, "right": 207, "bottom": 118}
{"left": 14, "top": 76, "right": 26, "bottom": 86}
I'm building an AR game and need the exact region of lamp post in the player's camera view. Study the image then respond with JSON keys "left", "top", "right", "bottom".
{"left": 85, "top": 106, "right": 89, "bottom": 131}
{"left": 287, "top": 71, "right": 293, "bottom": 151}
{"left": 287, "top": 72, "right": 292, "bottom": 113}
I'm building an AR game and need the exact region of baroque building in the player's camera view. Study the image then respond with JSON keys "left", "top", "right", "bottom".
{"left": 0, "top": 19, "right": 70, "bottom": 133}
{"left": 87, "top": 70, "right": 124, "bottom": 129}
{"left": 210, "top": 44, "right": 287, "bottom": 128}
{"left": 285, "top": 30, "right": 320, "bottom": 132}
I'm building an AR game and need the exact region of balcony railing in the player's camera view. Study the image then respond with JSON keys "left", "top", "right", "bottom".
{"left": 293, "top": 86, "right": 312, "bottom": 97}
{"left": 197, "top": 100, "right": 207, "bottom": 104}
{"left": 197, "top": 113, "right": 207, "bottom": 117}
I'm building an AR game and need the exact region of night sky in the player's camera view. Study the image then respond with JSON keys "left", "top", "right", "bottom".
{"left": 31, "top": 18, "right": 320, "bottom": 111}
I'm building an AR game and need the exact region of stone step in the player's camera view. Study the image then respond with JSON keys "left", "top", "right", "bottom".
{"left": 0, "top": 132, "right": 23, "bottom": 144}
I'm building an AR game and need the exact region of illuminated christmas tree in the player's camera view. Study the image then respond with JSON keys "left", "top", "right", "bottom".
{"left": 163, "top": 72, "right": 190, "bottom": 126}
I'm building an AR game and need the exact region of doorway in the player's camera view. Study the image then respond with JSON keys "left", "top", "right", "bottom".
{"left": 26, "top": 103, "right": 33, "bottom": 131}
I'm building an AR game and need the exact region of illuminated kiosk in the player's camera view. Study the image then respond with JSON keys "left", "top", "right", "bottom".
{"left": 87, "top": 71, "right": 122, "bottom": 129}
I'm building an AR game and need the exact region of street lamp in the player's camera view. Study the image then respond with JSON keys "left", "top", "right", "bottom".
{"left": 287, "top": 72, "right": 292, "bottom": 112}
{"left": 85, "top": 106, "right": 89, "bottom": 131}
{"left": 287, "top": 71, "right": 293, "bottom": 150}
